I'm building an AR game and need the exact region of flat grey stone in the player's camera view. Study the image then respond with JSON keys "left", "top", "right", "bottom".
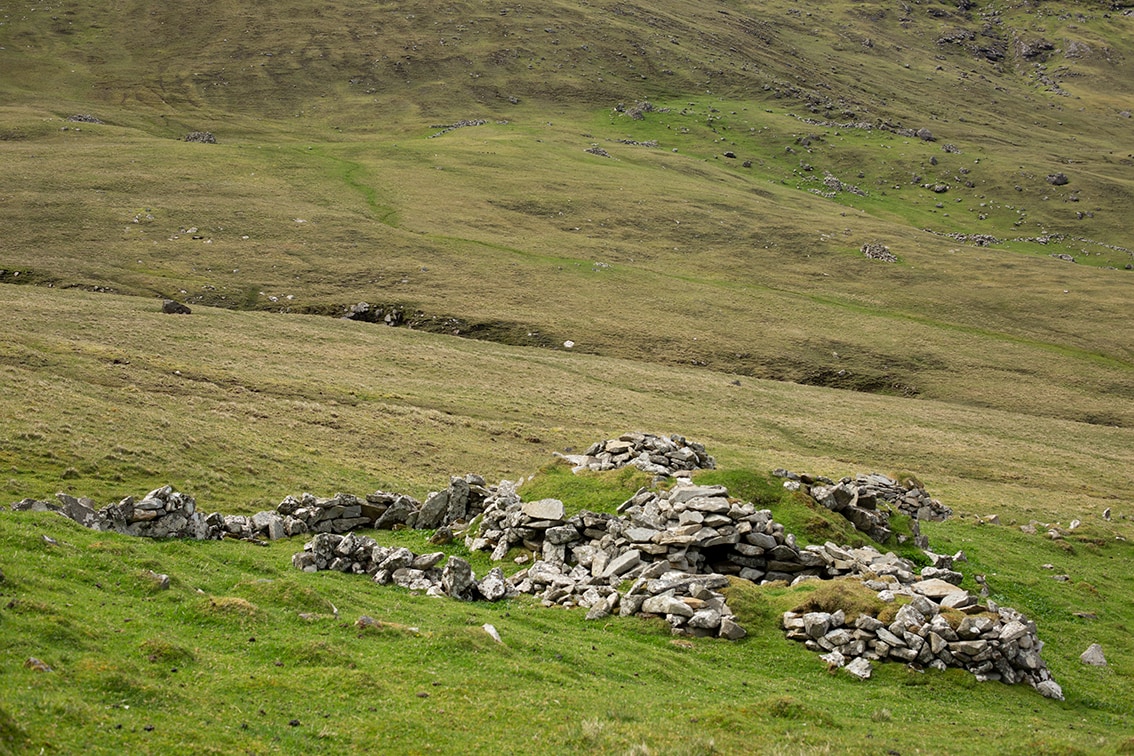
{"left": 521, "top": 498, "right": 565, "bottom": 521}
{"left": 602, "top": 549, "right": 642, "bottom": 579}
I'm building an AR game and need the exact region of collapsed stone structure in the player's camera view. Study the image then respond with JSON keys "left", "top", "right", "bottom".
{"left": 553, "top": 432, "right": 715, "bottom": 476}
{"left": 9, "top": 433, "right": 1062, "bottom": 699}
{"left": 219, "top": 473, "right": 496, "bottom": 541}
{"left": 775, "top": 469, "right": 952, "bottom": 546}
{"left": 12, "top": 486, "right": 217, "bottom": 540}
{"left": 777, "top": 543, "right": 1063, "bottom": 699}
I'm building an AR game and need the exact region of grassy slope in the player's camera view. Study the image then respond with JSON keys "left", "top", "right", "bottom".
{"left": 0, "top": 287, "right": 1132, "bottom": 754}
{"left": 0, "top": 0, "right": 1131, "bottom": 425}
{"left": 2, "top": 0, "right": 1134, "bottom": 752}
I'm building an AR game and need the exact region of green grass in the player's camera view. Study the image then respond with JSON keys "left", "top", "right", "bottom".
{"left": 0, "top": 0, "right": 1132, "bottom": 429}
{"left": 3, "top": 499, "right": 1132, "bottom": 754}
{"left": 517, "top": 462, "right": 655, "bottom": 516}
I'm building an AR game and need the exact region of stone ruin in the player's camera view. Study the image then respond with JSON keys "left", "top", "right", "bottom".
{"left": 286, "top": 475, "right": 1061, "bottom": 699}
{"left": 861, "top": 242, "right": 897, "bottom": 262}
{"left": 775, "top": 469, "right": 953, "bottom": 546}
{"left": 553, "top": 432, "right": 715, "bottom": 477}
{"left": 7, "top": 432, "right": 1062, "bottom": 699}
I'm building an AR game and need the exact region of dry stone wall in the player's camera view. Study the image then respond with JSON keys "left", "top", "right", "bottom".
{"left": 13, "top": 487, "right": 219, "bottom": 540}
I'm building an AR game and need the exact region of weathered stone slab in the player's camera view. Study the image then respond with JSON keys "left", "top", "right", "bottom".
{"left": 911, "top": 578, "right": 965, "bottom": 599}
{"left": 602, "top": 549, "right": 642, "bottom": 579}
{"left": 522, "top": 498, "right": 565, "bottom": 521}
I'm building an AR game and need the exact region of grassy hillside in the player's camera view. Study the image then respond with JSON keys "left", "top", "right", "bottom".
{"left": 1, "top": 0, "right": 1132, "bottom": 423}
{"left": 1, "top": 285, "right": 1132, "bottom": 754}
{"left": 1, "top": 0, "right": 1133, "bottom": 752}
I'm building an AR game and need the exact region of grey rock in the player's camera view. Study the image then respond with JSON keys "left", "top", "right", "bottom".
{"left": 446, "top": 478, "right": 470, "bottom": 523}
{"left": 1080, "top": 643, "right": 1106, "bottom": 666}
{"left": 844, "top": 657, "right": 873, "bottom": 679}
{"left": 545, "top": 525, "right": 581, "bottom": 544}
{"left": 379, "top": 547, "right": 415, "bottom": 571}
{"left": 688, "top": 608, "right": 723, "bottom": 630}
{"left": 602, "top": 549, "right": 642, "bottom": 579}
{"left": 477, "top": 567, "right": 508, "bottom": 601}
{"left": 416, "top": 490, "right": 449, "bottom": 530}
{"left": 641, "top": 594, "right": 694, "bottom": 617}
{"left": 912, "top": 578, "right": 965, "bottom": 599}
{"left": 411, "top": 552, "right": 446, "bottom": 570}
{"left": 521, "top": 498, "right": 565, "bottom": 521}
{"left": 441, "top": 556, "right": 476, "bottom": 600}
{"left": 375, "top": 496, "right": 416, "bottom": 529}
{"left": 1036, "top": 679, "right": 1064, "bottom": 700}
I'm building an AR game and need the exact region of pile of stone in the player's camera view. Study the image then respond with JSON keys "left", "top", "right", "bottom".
{"left": 514, "top": 559, "right": 747, "bottom": 640}
{"left": 13, "top": 487, "right": 222, "bottom": 540}
{"left": 184, "top": 131, "right": 216, "bottom": 143}
{"left": 775, "top": 470, "right": 951, "bottom": 545}
{"left": 554, "top": 433, "right": 715, "bottom": 477}
{"left": 782, "top": 576, "right": 1064, "bottom": 700}
{"left": 292, "top": 532, "right": 512, "bottom": 601}
{"left": 861, "top": 242, "right": 896, "bottom": 262}
{"left": 291, "top": 484, "right": 749, "bottom": 639}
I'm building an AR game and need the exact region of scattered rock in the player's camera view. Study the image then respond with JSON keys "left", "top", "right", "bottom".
{"left": 162, "top": 299, "right": 192, "bottom": 315}
{"left": 1047, "top": 173, "right": 1069, "bottom": 186}
{"left": 844, "top": 656, "right": 873, "bottom": 680}
{"left": 1080, "top": 643, "right": 1106, "bottom": 666}
{"left": 24, "top": 657, "right": 52, "bottom": 672}
{"left": 555, "top": 432, "right": 715, "bottom": 477}
{"left": 482, "top": 623, "right": 503, "bottom": 644}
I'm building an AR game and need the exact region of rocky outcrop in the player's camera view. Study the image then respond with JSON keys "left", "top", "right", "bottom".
{"left": 162, "top": 299, "right": 192, "bottom": 314}
{"left": 554, "top": 433, "right": 715, "bottom": 477}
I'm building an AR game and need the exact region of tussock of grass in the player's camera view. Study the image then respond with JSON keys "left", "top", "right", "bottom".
{"left": 763, "top": 696, "right": 838, "bottom": 728}
{"left": 518, "top": 462, "right": 653, "bottom": 516}
{"left": 232, "top": 578, "right": 335, "bottom": 614}
{"left": 0, "top": 706, "right": 28, "bottom": 756}
{"left": 790, "top": 579, "right": 886, "bottom": 622}
{"left": 201, "top": 596, "right": 260, "bottom": 618}
{"left": 290, "top": 640, "right": 354, "bottom": 668}
{"left": 140, "top": 637, "right": 195, "bottom": 665}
